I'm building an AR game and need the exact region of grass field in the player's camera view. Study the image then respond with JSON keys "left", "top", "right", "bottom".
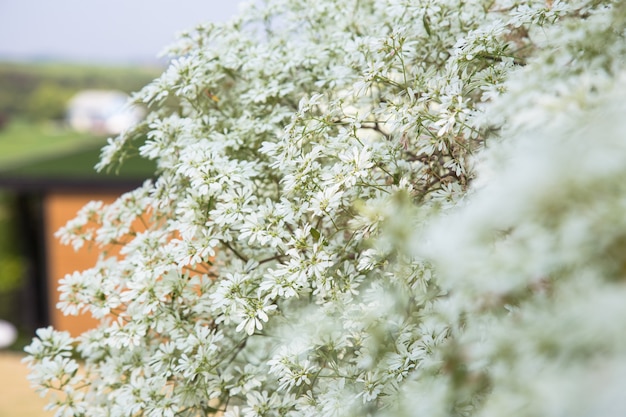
{"left": 0, "top": 352, "right": 51, "bottom": 417}
{"left": 0, "top": 119, "right": 156, "bottom": 181}
{"left": 0, "top": 119, "right": 103, "bottom": 169}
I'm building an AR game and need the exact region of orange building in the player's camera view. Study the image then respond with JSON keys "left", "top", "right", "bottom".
{"left": 0, "top": 141, "right": 154, "bottom": 337}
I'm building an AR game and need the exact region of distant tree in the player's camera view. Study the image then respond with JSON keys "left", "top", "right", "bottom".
{"left": 25, "top": 1, "right": 626, "bottom": 417}
{"left": 26, "top": 81, "right": 74, "bottom": 121}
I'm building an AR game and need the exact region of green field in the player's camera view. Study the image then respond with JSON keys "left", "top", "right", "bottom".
{"left": 0, "top": 118, "right": 157, "bottom": 181}
{"left": 0, "top": 119, "right": 102, "bottom": 169}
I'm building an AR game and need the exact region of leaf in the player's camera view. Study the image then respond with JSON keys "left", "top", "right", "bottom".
{"left": 423, "top": 14, "right": 432, "bottom": 37}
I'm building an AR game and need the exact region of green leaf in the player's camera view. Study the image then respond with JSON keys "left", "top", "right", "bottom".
{"left": 423, "top": 14, "right": 432, "bottom": 37}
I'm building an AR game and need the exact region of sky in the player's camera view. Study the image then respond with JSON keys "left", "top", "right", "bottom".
{"left": 0, "top": 0, "right": 244, "bottom": 64}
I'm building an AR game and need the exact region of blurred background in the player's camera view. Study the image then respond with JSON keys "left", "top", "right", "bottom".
{"left": 0, "top": 1, "right": 241, "bottom": 415}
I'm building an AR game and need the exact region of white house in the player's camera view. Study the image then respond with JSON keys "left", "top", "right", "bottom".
{"left": 66, "top": 90, "right": 144, "bottom": 135}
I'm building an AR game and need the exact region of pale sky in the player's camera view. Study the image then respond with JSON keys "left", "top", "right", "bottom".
{"left": 0, "top": 1, "right": 244, "bottom": 64}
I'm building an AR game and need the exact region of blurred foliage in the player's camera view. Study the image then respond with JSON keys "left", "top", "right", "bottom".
{"left": 0, "top": 193, "right": 19, "bottom": 279}
{"left": 26, "top": 81, "right": 75, "bottom": 121}
{"left": 0, "top": 61, "right": 160, "bottom": 123}
{"left": 0, "top": 259, "right": 22, "bottom": 293}
{"left": 0, "top": 192, "right": 22, "bottom": 310}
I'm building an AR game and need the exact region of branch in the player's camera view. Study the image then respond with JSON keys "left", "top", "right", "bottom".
{"left": 220, "top": 240, "right": 249, "bottom": 263}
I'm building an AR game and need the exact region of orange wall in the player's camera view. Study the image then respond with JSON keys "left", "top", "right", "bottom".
{"left": 43, "top": 192, "right": 119, "bottom": 337}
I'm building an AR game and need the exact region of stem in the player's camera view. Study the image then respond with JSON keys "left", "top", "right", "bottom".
{"left": 258, "top": 253, "right": 286, "bottom": 265}
{"left": 221, "top": 240, "right": 249, "bottom": 263}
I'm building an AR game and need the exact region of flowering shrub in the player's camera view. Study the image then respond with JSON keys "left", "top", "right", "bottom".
{"left": 25, "top": 1, "right": 626, "bottom": 416}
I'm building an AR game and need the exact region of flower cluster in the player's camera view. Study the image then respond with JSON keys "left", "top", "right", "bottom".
{"left": 25, "top": 1, "right": 626, "bottom": 416}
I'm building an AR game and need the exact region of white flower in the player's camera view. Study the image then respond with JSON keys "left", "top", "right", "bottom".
{"left": 235, "top": 300, "right": 277, "bottom": 335}
{"left": 26, "top": 1, "right": 626, "bottom": 417}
